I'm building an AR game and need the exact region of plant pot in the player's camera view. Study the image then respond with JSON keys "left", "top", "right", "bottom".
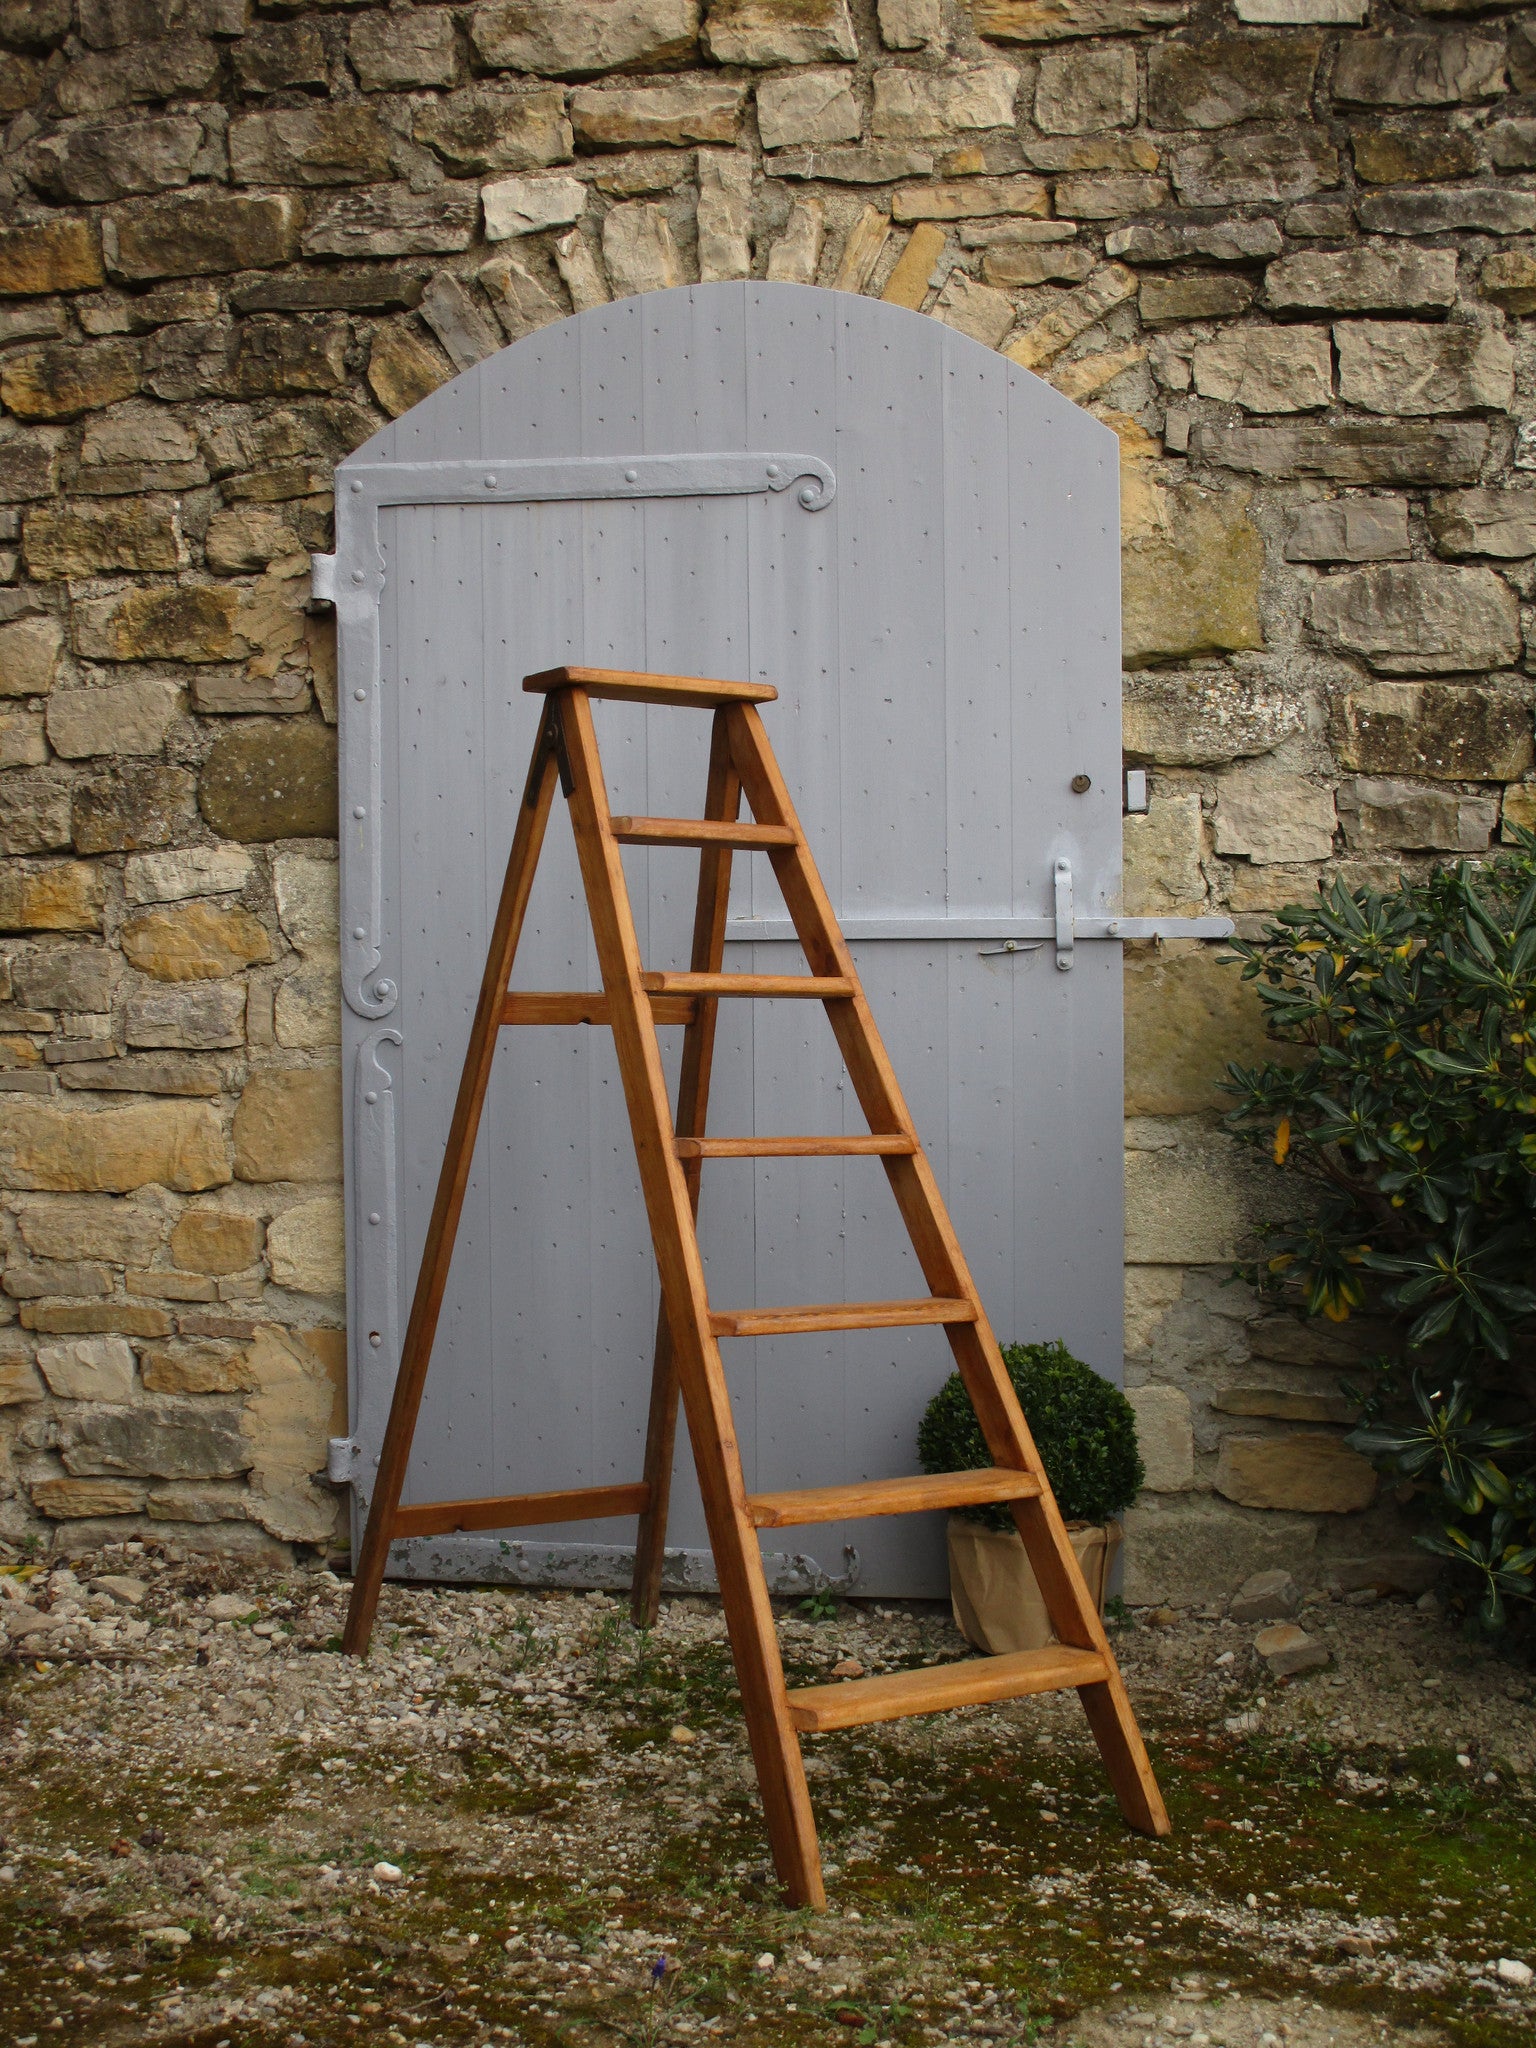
{"left": 946, "top": 1515, "right": 1122, "bottom": 1656}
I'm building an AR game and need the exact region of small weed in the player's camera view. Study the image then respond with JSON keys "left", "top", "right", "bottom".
{"left": 798, "top": 1588, "right": 839, "bottom": 1623}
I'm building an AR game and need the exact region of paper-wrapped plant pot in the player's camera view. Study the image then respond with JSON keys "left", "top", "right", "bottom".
{"left": 947, "top": 1516, "right": 1122, "bottom": 1656}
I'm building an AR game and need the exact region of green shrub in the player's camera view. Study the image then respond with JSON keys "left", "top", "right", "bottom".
{"left": 1222, "top": 847, "right": 1536, "bottom": 1631}
{"left": 916, "top": 1339, "right": 1144, "bottom": 1529}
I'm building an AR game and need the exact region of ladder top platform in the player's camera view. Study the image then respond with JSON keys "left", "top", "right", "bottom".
{"left": 524, "top": 665, "right": 778, "bottom": 708}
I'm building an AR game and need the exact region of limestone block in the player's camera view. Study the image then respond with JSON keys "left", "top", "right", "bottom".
{"left": 1505, "top": 785, "right": 1536, "bottom": 839}
{"left": 104, "top": 192, "right": 301, "bottom": 281}
{"left": 878, "top": 0, "right": 943, "bottom": 49}
{"left": 766, "top": 197, "right": 825, "bottom": 284}
{"left": 1055, "top": 172, "right": 1170, "bottom": 220}
{"left": 1124, "top": 1125, "right": 1278, "bottom": 1264}
{"left": 1228, "top": 1566, "right": 1299, "bottom": 1620}
{"left": 1124, "top": 672, "right": 1305, "bottom": 766}
{"left": 1308, "top": 564, "right": 1520, "bottom": 676}
{"left": 1, "top": 339, "right": 140, "bottom": 422}
{"left": 1107, "top": 219, "right": 1282, "bottom": 264}
{"left": 0, "top": 1350, "right": 44, "bottom": 1405}
{"left": 1491, "top": 119, "right": 1536, "bottom": 171}
{"left": 1192, "top": 327, "right": 1330, "bottom": 413}
{"left": 171, "top": 1209, "right": 263, "bottom": 1277}
{"left": 1255, "top": 1620, "right": 1329, "bottom": 1675}
{"left": 1428, "top": 489, "right": 1536, "bottom": 561}
{"left": 22, "top": 113, "right": 208, "bottom": 205}
{"left": 0, "top": 617, "right": 62, "bottom": 699}
{"left": 74, "top": 585, "right": 240, "bottom": 665}
{"left": 1333, "top": 33, "right": 1505, "bottom": 107}
{"left": 480, "top": 253, "right": 567, "bottom": 338}
{"left": 275, "top": 963, "right": 341, "bottom": 1049}
{"left": 5, "top": 1258, "right": 111, "bottom": 1301}
{"left": 1359, "top": 188, "right": 1536, "bottom": 237}
{"left": 1124, "top": 943, "right": 1274, "bottom": 1115}
{"left": 367, "top": 326, "right": 453, "bottom": 419}
{"left": 1194, "top": 420, "right": 1487, "bottom": 486}
{"left": 145, "top": 1482, "right": 250, "bottom": 1522}
{"left": 1122, "top": 486, "right": 1264, "bottom": 667}
{"left": 25, "top": 500, "right": 182, "bottom": 582}
{"left": 1337, "top": 777, "right": 1496, "bottom": 853}
{"left": 1121, "top": 1492, "right": 1317, "bottom": 1606}
{"left": 1235, "top": 0, "right": 1362, "bottom": 16}
{"left": 0, "top": 863, "right": 104, "bottom": 935}
{"left": 589, "top": 152, "right": 695, "bottom": 199}
{"left": 1332, "top": 681, "right": 1534, "bottom": 781}
{"left": 16, "top": 1193, "right": 166, "bottom": 1265}
{"left": 1035, "top": 46, "right": 1137, "bottom": 132}
{"left": 602, "top": 202, "right": 684, "bottom": 297}
{"left": 0, "top": 432, "right": 63, "bottom": 501}
{"left": 971, "top": 0, "right": 1189, "bottom": 37}
{"left": 757, "top": 69, "right": 862, "bottom": 149}
{"left": 36, "top": 1335, "right": 135, "bottom": 1402}
{"left": 32, "top": 1477, "right": 146, "bottom": 1517}
{"left": 1215, "top": 764, "right": 1336, "bottom": 865}
{"left": 418, "top": 273, "right": 500, "bottom": 376}
{"left": 80, "top": 403, "right": 205, "bottom": 492}
{"left": 140, "top": 1338, "right": 254, "bottom": 1394}
{"left": 933, "top": 271, "right": 1015, "bottom": 347}
{"left": 1335, "top": 320, "right": 1514, "bottom": 416}
{"left": 266, "top": 1194, "right": 345, "bottom": 1294}
{"left": 1285, "top": 498, "right": 1409, "bottom": 562}
{"left": 1214, "top": 1387, "right": 1358, "bottom": 1425}
{"left": 1216, "top": 1432, "right": 1377, "bottom": 1512}
{"left": 234, "top": 20, "right": 328, "bottom": 94}
{"left": 233, "top": 1067, "right": 342, "bottom": 1183}
{"left": 74, "top": 761, "right": 199, "bottom": 856}
{"left": 241, "top": 1324, "right": 343, "bottom": 1542}
{"left": 0, "top": 713, "right": 46, "bottom": 771}
{"left": 470, "top": 0, "right": 701, "bottom": 75}
{"left": 267, "top": 854, "right": 335, "bottom": 959}
{"left": 703, "top": 0, "right": 855, "bottom": 65}
{"left": 0, "top": 1098, "right": 229, "bottom": 1192}
{"left": 1139, "top": 273, "right": 1254, "bottom": 323}
{"left": 349, "top": 6, "right": 458, "bottom": 89}
{"left": 122, "top": 982, "right": 245, "bottom": 1054}
{"left": 198, "top": 722, "right": 337, "bottom": 844}
{"left": 553, "top": 229, "right": 610, "bottom": 312}
{"left": 121, "top": 902, "right": 272, "bottom": 983}
{"left": 47, "top": 680, "right": 180, "bottom": 761}
{"left": 696, "top": 152, "right": 753, "bottom": 281}
{"left": 0, "top": 218, "right": 104, "bottom": 295}
{"left": 984, "top": 242, "right": 1093, "bottom": 287}
{"left": 1351, "top": 123, "right": 1479, "bottom": 187}
{"left": 59, "top": 1398, "right": 251, "bottom": 1480}
{"left": 1481, "top": 249, "right": 1536, "bottom": 315}
{"left": 302, "top": 184, "right": 478, "bottom": 260}
{"left": 896, "top": 176, "right": 1048, "bottom": 223}
{"left": 0, "top": 770, "right": 72, "bottom": 856}
{"left": 60, "top": 1054, "right": 234, "bottom": 1099}
{"left": 872, "top": 64, "right": 1019, "bottom": 137}
{"left": 1006, "top": 262, "right": 1135, "bottom": 368}
{"left": 1172, "top": 127, "right": 1338, "bottom": 207}
{"left": 57, "top": 36, "right": 220, "bottom": 120}
{"left": 415, "top": 87, "right": 572, "bottom": 175}
{"left": 124, "top": 847, "right": 252, "bottom": 907}
{"left": 24, "top": 1299, "right": 170, "bottom": 1341}
{"left": 880, "top": 222, "right": 946, "bottom": 308}
{"left": 229, "top": 107, "right": 392, "bottom": 188}
{"left": 12, "top": 944, "right": 115, "bottom": 1012}
{"left": 1266, "top": 244, "right": 1455, "bottom": 314}
{"left": 483, "top": 173, "right": 587, "bottom": 242}
{"left": 1148, "top": 33, "right": 1322, "bottom": 130}
{"left": 1127, "top": 1384, "right": 1194, "bottom": 1490}
{"left": 572, "top": 79, "right": 746, "bottom": 149}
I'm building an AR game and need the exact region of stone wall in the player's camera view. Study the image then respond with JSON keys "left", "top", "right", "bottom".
{"left": 1, "top": 0, "right": 1528, "bottom": 1598}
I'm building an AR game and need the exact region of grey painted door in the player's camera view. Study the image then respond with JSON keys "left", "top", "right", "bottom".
{"left": 326, "top": 281, "right": 1124, "bottom": 1599}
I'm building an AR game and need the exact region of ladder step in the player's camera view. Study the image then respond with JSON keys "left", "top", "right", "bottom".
{"left": 786, "top": 1646, "right": 1109, "bottom": 1733}
{"left": 611, "top": 815, "right": 797, "bottom": 850}
{"left": 502, "top": 991, "right": 699, "bottom": 1027}
{"left": 710, "top": 1297, "right": 977, "bottom": 1337}
{"left": 641, "top": 971, "right": 854, "bottom": 1000}
{"left": 748, "top": 1466, "right": 1042, "bottom": 1528}
{"left": 524, "top": 665, "right": 777, "bottom": 708}
{"left": 676, "top": 1134, "right": 916, "bottom": 1159}
{"left": 392, "top": 1481, "right": 649, "bottom": 1541}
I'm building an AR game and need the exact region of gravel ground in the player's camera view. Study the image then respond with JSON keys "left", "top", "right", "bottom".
{"left": 1, "top": 1542, "right": 1533, "bottom": 2048}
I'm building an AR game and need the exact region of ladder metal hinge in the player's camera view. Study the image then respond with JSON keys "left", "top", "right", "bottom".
{"left": 327, "top": 1436, "right": 362, "bottom": 1484}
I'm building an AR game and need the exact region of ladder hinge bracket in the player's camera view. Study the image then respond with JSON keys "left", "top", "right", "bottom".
{"left": 1053, "top": 858, "right": 1074, "bottom": 972}
{"left": 526, "top": 708, "right": 576, "bottom": 805}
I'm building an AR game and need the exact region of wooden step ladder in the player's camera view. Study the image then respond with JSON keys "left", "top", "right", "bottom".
{"left": 342, "top": 664, "right": 1170, "bottom": 1906}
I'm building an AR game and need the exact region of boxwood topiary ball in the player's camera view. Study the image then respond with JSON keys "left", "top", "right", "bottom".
{"left": 916, "top": 1339, "right": 1144, "bottom": 1529}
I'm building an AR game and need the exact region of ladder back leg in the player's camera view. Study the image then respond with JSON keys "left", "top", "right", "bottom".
{"left": 557, "top": 687, "right": 826, "bottom": 1908}
{"left": 342, "top": 737, "right": 562, "bottom": 1659}
{"left": 632, "top": 710, "right": 742, "bottom": 1628}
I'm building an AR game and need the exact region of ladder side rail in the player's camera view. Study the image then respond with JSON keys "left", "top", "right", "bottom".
{"left": 343, "top": 737, "right": 562, "bottom": 1657}
{"left": 556, "top": 687, "right": 827, "bottom": 1907}
{"left": 632, "top": 709, "right": 742, "bottom": 1628}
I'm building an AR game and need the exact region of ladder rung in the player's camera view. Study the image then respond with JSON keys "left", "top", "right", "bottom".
{"left": 747, "top": 1466, "right": 1042, "bottom": 1528}
{"left": 641, "top": 971, "right": 854, "bottom": 1000}
{"left": 501, "top": 991, "right": 699, "bottom": 1026}
{"left": 524, "top": 665, "right": 776, "bottom": 708}
{"left": 391, "top": 1481, "right": 648, "bottom": 1541}
{"left": 676, "top": 1134, "right": 916, "bottom": 1159}
{"left": 710, "top": 1297, "right": 977, "bottom": 1337}
{"left": 611, "top": 815, "right": 796, "bottom": 849}
{"left": 786, "top": 1646, "right": 1109, "bottom": 1732}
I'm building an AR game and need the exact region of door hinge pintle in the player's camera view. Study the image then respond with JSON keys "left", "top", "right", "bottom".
{"left": 328, "top": 1437, "right": 362, "bottom": 1485}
